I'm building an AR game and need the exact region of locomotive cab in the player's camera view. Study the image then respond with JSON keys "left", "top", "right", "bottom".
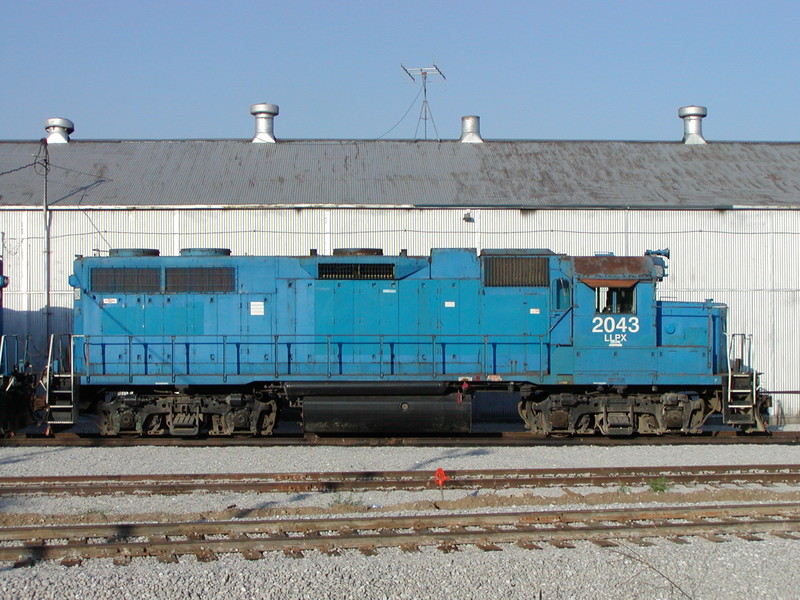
{"left": 518, "top": 250, "right": 768, "bottom": 435}
{"left": 570, "top": 254, "right": 663, "bottom": 386}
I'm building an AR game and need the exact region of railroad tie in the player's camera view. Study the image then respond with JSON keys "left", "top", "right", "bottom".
{"left": 156, "top": 552, "right": 179, "bottom": 563}
{"left": 668, "top": 536, "right": 690, "bottom": 545}
{"left": 591, "top": 539, "right": 618, "bottom": 547}
{"left": 195, "top": 548, "right": 217, "bottom": 562}
{"left": 476, "top": 542, "right": 502, "bottom": 551}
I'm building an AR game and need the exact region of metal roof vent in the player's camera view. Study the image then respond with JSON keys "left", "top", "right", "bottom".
{"left": 678, "top": 106, "right": 707, "bottom": 145}
{"left": 109, "top": 249, "right": 160, "bottom": 257}
{"left": 332, "top": 248, "right": 384, "bottom": 256}
{"left": 250, "top": 103, "right": 279, "bottom": 143}
{"left": 179, "top": 248, "right": 232, "bottom": 257}
{"left": 459, "top": 115, "right": 483, "bottom": 143}
{"left": 44, "top": 117, "right": 75, "bottom": 144}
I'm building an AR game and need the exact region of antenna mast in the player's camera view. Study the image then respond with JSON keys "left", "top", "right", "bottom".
{"left": 401, "top": 64, "right": 446, "bottom": 140}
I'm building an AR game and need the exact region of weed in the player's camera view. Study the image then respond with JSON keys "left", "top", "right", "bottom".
{"left": 611, "top": 544, "right": 694, "bottom": 599}
{"left": 648, "top": 477, "right": 673, "bottom": 493}
{"left": 327, "top": 492, "right": 362, "bottom": 508}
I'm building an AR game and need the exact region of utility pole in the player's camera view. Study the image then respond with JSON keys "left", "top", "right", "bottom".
{"left": 37, "top": 140, "right": 51, "bottom": 342}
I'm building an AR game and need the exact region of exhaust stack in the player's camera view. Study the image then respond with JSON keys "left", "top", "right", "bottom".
{"left": 45, "top": 117, "right": 75, "bottom": 144}
{"left": 459, "top": 115, "right": 483, "bottom": 143}
{"left": 678, "top": 106, "right": 707, "bottom": 145}
{"left": 250, "top": 103, "right": 279, "bottom": 143}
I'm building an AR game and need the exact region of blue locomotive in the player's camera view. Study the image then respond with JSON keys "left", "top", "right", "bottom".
{"left": 45, "top": 247, "right": 769, "bottom": 436}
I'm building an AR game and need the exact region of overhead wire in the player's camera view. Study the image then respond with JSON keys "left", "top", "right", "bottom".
{"left": 0, "top": 161, "right": 37, "bottom": 177}
{"left": 375, "top": 86, "right": 423, "bottom": 140}
{"left": 33, "top": 139, "right": 50, "bottom": 177}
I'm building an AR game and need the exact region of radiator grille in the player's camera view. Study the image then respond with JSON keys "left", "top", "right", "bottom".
{"left": 318, "top": 263, "right": 395, "bottom": 280}
{"left": 165, "top": 267, "right": 235, "bottom": 292}
{"left": 91, "top": 268, "right": 161, "bottom": 293}
{"left": 483, "top": 257, "right": 549, "bottom": 287}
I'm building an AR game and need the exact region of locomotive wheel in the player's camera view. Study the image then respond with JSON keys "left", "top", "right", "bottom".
{"left": 231, "top": 409, "right": 250, "bottom": 430}
{"left": 118, "top": 409, "right": 136, "bottom": 431}
{"left": 518, "top": 400, "right": 546, "bottom": 434}
{"left": 144, "top": 414, "right": 165, "bottom": 436}
{"left": 257, "top": 399, "right": 277, "bottom": 436}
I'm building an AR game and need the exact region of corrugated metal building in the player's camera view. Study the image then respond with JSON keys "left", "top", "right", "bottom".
{"left": 1, "top": 108, "right": 799, "bottom": 421}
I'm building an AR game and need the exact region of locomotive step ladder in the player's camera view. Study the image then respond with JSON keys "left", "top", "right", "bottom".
{"left": 722, "top": 333, "right": 759, "bottom": 426}
{"left": 44, "top": 334, "right": 79, "bottom": 426}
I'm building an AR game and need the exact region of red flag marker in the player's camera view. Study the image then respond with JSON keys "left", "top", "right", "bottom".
{"left": 434, "top": 467, "right": 450, "bottom": 487}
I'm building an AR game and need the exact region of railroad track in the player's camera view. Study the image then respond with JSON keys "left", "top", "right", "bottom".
{"left": 3, "top": 502, "right": 799, "bottom": 566}
{"left": 1, "top": 464, "right": 799, "bottom": 496}
{"left": 2, "top": 429, "right": 800, "bottom": 447}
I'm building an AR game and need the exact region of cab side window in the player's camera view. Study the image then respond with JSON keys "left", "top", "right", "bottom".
{"left": 553, "top": 278, "right": 571, "bottom": 310}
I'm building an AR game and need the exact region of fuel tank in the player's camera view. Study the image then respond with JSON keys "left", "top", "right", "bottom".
{"left": 294, "top": 382, "right": 472, "bottom": 433}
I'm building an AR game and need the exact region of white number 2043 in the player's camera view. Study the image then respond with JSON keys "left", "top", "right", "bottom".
{"left": 591, "top": 316, "right": 640, "bottom": 334}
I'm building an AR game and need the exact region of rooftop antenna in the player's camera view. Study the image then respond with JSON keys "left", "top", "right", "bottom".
{"left": 401, "top": 64, "right": 445, "bottom": 140}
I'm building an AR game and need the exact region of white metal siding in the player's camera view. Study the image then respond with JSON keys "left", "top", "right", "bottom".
{"left": 2, "top": 206, "right": 798, "bottom": 417}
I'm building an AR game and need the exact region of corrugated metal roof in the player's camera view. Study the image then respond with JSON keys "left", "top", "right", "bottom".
{"left": 1, "top": 139, "right": 800, "bottom": 209}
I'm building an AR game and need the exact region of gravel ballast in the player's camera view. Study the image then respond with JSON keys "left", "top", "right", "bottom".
{"left": 2, "top": 443, "right": 799, "bottom": 477}
{"left": 1, "top": 443, "right": 798, "bottom": 599}
{"left": 1, "top": 540, "right": 798, "bottom": 600}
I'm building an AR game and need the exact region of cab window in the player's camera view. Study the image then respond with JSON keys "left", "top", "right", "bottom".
{"left": 596, "top": 286, "right": 635, "bottom": 314}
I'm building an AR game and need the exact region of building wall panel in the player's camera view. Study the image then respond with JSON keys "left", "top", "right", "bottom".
{"left": 2, "top": 206, "right": 798, "bottom": 418}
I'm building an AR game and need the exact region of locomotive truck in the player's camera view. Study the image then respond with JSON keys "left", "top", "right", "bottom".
{"left": 43, "top": 247, "right": 769, "bottom": 436}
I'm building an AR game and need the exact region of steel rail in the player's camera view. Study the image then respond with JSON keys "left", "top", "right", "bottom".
{"left": 1, "top": 502, "right": 799, "bottom": 565}
{"left": 3, "top": 430, "right": 800, "bottom": 448}
{"left": 0, "top": 464, "right": 799, "bottom": 496}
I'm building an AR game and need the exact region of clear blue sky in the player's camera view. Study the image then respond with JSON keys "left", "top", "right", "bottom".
{"left": 2, "top": 0, "right": 798, "bottom": 142}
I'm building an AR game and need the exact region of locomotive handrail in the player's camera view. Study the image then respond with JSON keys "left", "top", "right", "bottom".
{"left": 432, "top": 336, "right": 437, "bottom": 379}
{"left": 541, "top": 306, "right": 574, "bottom": 379}
{"left": 70, "top": 307, "right": 575, "bottom": 384}
{"left": 127, "top": 336, "right": 133, "bottom": 384}
{"left": 0, "top": 336, "right": 6, "bottom": 377}
{"left": 74, "top": 332, "right": 556, "bottom": 383}
{"left": 726, "top": 332, "right": 753, "bottom": 374}
{"left": 0, "top": 335, "right": 28, "bottom": 376}
{"left": 548, "top": 305, "right": 574, "bottom": 331}
{"left": 724, "top": 331, "right": 757, "bottom": 409}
